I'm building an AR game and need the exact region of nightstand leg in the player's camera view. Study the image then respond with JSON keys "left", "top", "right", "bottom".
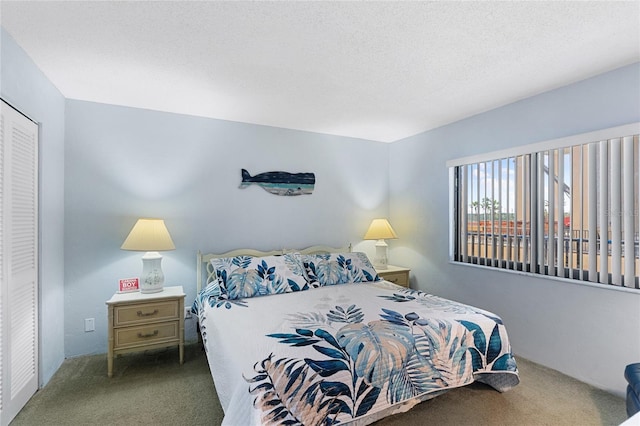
{"left": 179, "top": 299, "right": 184, "bottom": 365}
{"left": 107, "top": 305, "right": 114, "bottom": 377}
{"left": 107, "top": 353, "right": 113, "bottom": 378}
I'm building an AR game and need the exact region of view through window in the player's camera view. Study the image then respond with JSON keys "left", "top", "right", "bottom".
{"left": 451, "top": 125, "right": 640, "bottom": 290}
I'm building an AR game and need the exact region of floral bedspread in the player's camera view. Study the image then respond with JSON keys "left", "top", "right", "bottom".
{"left": 195, "top": 280, "right": 519, "bottom": 425}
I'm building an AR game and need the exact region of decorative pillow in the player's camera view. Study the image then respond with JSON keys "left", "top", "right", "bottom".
{"left": 209, "top": 253, "right": 309, "bottom": 300}
{"left": 301, "top": 252, "right": 380, "bottom": 286}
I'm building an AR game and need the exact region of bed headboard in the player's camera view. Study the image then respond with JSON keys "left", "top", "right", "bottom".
{"left": 196, "top": 244, "right": 352, "bottom": 292}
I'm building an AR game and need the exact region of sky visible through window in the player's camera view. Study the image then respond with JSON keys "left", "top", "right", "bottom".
{"left": 467, "top": 154, "right": 573, "bottom": 217}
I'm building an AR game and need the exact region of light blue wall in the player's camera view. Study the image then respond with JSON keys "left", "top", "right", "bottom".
{"left": 63, "top": 100, "right": 389, "bottom": 356}
{"left": 389, "top": 62, "right": 640, "bottom": 397}
{"left": 1, "top": 28, "right": 66, "bottom": 386}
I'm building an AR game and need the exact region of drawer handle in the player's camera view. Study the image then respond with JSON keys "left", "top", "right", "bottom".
{"left": 389, "top": 278, "right": 398, "bottom": 283}
{"left": 137, "top": 330, "right": 159, "bottom": 338}
{"left": 137, "top": 309, "right": 158, "bottom": 317}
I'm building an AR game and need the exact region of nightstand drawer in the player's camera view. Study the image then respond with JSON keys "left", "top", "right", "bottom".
{"left": 114, "top": 301, "right": 179, "bottom": 326}
{"left": 114, "top": 321, "right": 179, "bottom": 348}
{"left": 380, "top": 271, "right": 408, "bottom": 287}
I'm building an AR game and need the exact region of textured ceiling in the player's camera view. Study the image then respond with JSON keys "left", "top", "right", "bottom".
{"left": 1, "top": 1, "right": 639, "bottom": 142}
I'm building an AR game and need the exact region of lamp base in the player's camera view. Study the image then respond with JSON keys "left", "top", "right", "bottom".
{"left": 372, "top": 239, "right": 389, "bottom": 269}
{"left": 140, "top": 252, "right": 165, "bottom": 293}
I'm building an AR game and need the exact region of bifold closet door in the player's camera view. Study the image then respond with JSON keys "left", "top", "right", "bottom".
{"left": 0, "top": 100, "right": 38, "bottom": 426}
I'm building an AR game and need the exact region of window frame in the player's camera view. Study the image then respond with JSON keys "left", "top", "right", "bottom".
{"left": 447, "top": 122, "right": 640, "bottom": 291}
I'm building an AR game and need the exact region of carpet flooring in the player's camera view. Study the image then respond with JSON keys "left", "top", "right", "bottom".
{"left": 11, "top": 344, "right": 627, "bottom": 426}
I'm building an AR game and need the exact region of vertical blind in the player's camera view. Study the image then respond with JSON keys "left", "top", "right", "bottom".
{"left": 451, "top": 124, "right": 640, "bottom": 290}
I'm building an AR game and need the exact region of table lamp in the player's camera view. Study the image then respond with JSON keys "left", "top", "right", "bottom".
{"left": 363, "top": 218, "right": 398, "bottom": 269}
{"left": 121, "top": 218, "right": 175, "bottom": 293}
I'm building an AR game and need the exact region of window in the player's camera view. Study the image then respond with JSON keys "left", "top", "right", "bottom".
{"left": 449, "top": 123, "right": 640, "bottom": 290}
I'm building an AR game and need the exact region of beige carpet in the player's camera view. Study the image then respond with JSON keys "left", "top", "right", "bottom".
{"left": 11, "top": 344, "right": 627, "bottom": 426}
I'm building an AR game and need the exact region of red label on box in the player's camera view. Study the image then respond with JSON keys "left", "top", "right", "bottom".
{"left": 119, "top": 277, "right": 139, "bottom": 292}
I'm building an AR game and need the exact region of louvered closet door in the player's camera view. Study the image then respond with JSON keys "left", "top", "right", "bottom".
{"left": 0, "top": 100, "right": 38, "bottom": 426}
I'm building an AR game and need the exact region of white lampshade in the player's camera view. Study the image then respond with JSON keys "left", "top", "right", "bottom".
{"left": 121, "top": 218, "right": 175, "bottom": 293}
{"left": 121, "top": 218, "right": 175, "bottom": 251}
{"left": 363, "top": 219, "right": 398, "bottom": 270}
{"left": 363, "top": 219, "right": 398, "bottom": 240}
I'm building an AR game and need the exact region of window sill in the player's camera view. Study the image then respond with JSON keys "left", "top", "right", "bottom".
{"left": 449, "top": 260, "right": 640, "bottom": 295}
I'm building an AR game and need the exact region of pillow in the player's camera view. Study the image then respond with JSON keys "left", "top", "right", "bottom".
{"left": 191, "top": 279, "right": 222, "bottom": 315}
{"left": 301, "top": 252, "right": 380, "bottom": 286}
{"left": 209, "top": 253, "right": 309, "bottom": 300}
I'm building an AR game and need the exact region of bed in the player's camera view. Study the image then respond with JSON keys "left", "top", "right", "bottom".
{"left": 193, "top": 245, "right": 519, "bottom": 425}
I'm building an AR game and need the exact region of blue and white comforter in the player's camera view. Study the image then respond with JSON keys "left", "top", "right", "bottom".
{"left": 195, "top": 280, "right": 519, "bottom": 425}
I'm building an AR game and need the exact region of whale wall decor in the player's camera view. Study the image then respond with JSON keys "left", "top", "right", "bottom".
{"left": 240, "top": 169, "right": 315, "bottom": 196}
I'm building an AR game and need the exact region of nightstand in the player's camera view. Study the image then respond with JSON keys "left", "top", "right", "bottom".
{"left": 375, "top": 265, "right": 411, "bottom": 287}
{"left": 106, "top": 286, "right": 185, "bottom": 377}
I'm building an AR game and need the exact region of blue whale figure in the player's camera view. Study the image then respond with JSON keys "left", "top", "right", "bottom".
{"left": 240, "top": 169, "right": 315, "bottom": 196}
